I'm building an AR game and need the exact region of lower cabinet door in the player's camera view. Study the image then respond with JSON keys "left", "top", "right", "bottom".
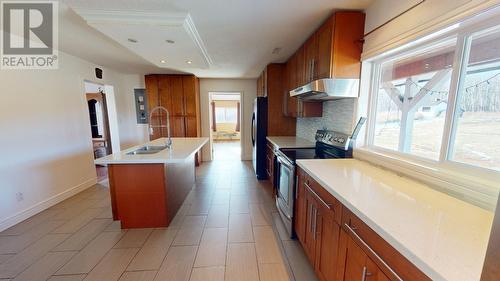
{"left": 294, "top": 172, "right": 307, "bottom": 243}
{"left": 315, "top": 206, "right": 341, "bottom": 281}
{"left": 304, "top": 192, "right": 318, "bottom": 263}
{"left": 339, "top": 231, "right": 390, "bottom": 281}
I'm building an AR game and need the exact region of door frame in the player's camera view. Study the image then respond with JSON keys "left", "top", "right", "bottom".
{"left": 208, "top": 91, "right": 243, "bottom": 161}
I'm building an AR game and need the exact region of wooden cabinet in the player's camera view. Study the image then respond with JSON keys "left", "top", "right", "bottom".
{"left": 265, "top": 141, "right": 276, "bottom": 187}
{"left": 295, "top": 167, "right": 430, "bottom": 281}
{"left": 282, "top": 11, "right": 365, "bottom": 118}
{"left": 295, "top": 168, "right": 342, "bottom": 281}
{"left": 256, "top": 64, "right": 296, "bottom": 136}
{"left": 145, "top": 74, "right": 201, "bottom": 139}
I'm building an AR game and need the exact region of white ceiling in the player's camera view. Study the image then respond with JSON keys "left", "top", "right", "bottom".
{"left": 60, "top": 0, "right": 374, "bottom": 78}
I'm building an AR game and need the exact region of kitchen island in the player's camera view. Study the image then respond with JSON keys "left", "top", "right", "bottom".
{"left": 95, "top": 137, "right": 208, "bottom": 228}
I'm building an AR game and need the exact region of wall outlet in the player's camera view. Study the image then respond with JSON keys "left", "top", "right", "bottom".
{"left": 16, "top": 192, "right": 24, "bottom": 202}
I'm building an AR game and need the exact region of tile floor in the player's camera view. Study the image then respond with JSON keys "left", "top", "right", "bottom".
{"left": 0, "top": 143, "right": 317, "bottom": 281}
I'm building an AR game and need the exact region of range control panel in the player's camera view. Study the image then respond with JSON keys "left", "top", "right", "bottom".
{"left": 315, "top": 130, "right": 351, "bottom": 150}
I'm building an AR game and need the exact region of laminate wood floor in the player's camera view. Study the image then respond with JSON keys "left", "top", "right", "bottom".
{"left": 0, "top": 158, "right": 317, "bottom": 281}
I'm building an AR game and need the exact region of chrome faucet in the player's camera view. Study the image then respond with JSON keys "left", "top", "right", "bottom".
{"left": 148, "top": 106, "right": 172, "bottom": 149}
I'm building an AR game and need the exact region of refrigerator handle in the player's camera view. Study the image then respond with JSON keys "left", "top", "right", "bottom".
{"left": 251, "top": 113, "right": 256, "bottom": 146}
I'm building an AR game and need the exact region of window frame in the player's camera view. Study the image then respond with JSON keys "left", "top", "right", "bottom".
{"left": 362, "top": 11, "right": 500, "bottom": 208}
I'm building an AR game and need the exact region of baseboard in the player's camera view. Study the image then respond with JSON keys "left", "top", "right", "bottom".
{"left": 0, "top": 178, "right": 98, "bottom": 232}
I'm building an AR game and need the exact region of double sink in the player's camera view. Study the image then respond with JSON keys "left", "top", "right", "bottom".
{"left": 126, "top": 145, "right": 168, "bottom": 155}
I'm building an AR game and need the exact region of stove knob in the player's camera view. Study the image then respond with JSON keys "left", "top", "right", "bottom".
{"left": 339, "top": 138, "right": 345, "bottom": 143}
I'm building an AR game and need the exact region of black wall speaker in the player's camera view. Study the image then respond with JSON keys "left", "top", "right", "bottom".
{"left": 95, "top": 68, "right": 103, "bottom": 79}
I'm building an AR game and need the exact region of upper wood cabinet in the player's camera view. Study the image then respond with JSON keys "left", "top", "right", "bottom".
{"left": 145, "top": 74, "right": 201, "bottom": 139}
{"left": 256, "top": 63, "right": 296, "bottom": 136}
{"left": 283, "top": 11, "right": 365, "bottom": 118}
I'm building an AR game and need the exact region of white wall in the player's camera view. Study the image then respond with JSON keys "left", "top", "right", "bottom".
{"left": 363, "top": 0, "right": 499, "bottom": 59}
{"left": 0, "top": 51, "right": 147, "bottom": 231}
{"left": 199, "top": 79, "right": 257, "bottom": 161}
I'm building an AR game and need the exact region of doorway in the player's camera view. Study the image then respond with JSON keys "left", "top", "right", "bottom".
{"left": 209, "top": 92, "right": 242, "bottom": 161}
{"left": 85, "top": 81, "right": 112, "bottom": 182}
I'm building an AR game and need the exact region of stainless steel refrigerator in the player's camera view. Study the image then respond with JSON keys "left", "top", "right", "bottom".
{"left": 252, "top": 97, "right": 268, "bottom": 180}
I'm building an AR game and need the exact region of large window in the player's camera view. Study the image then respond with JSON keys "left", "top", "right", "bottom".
{"left": 215, "top": 107, "right": 238, "bottom": 123}
{"left": 369, "top": 23, "right": 500, "bottom": 172}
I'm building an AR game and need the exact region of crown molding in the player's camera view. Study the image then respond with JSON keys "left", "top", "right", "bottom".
{"left": 73, "top": 8, "right": 213, "bottom": 67}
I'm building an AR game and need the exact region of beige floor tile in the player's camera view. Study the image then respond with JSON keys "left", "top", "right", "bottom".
{"left": 0, "top": 209, "right": 61, "bottom": 236}
{"left": 104, "top": 221, "right": 122, "bottom": 232}
{"left": 83, "top": 248, "right": 138, "bottom": 281}
{"left": 52, "top": 208, "right": 105, "bottom": 234}
{"left": 56, "top": 231, "right": 125, "bottom": 275}
{"left": 154, "top": 246, "right": 197, "bottom": 281}
{"left": 172, "top": 216, "right": 206, "bottom": 246}
{"left": 211, "top": 190, "right": 230, "bottom": 205}
{"left": 127, "top": 228, "right": 177, "bottom": 271}
{"left": 0, "top": 234, "right": 69, "bottom": 278}
{"left": 0, "top": 220, "right": 66, "bottom": 254}
{"left": 53, "top": 219, "right": 112, "bottom": 251}
{"left": 187, "top": 201, "right": 211, "bottom": 215}
{"left": 282, "top": 240, "right": 318, "bottom": 281}
{"left": 272, "top": 212, "right": 292, "bottom": 241}
{"left": 13, "top": 251, "right": 76, "bottom": 281}
{"left": 95, "top": 207, "right": 113, "bottom": 219}
{"left": 194, "top": 228, "right": 227, "bottom": 267}
{"left": 253, "top": 226, "right": 284, "bottom": 264}
{"left": 189, "top": 266, "right": 224, "bottom": 281}
{"left": 225, "top": 243, "right": 259, "bottom": 281}
{"left": 0, "top": 254, "right": 13, "bottom": 264}
{"left": 114, "top": 228, "right": 152, "bottom": 248}
{"left": 205, "top": 204, "right": 229, "bottom": 228}
{"left": 258, "top": 263, "right": 291, "bottom": 281}
{"left": 119, "top": 271, "right": 157, "bottom": 281}
{"left": 169, "top": 203, "right": 190, "bottom": 228}
{"left": 249, "top": 204, "right": 271, "bottom": 226}
{"left": 47, "top": 274, "right": 86, "bottom": 281}
{"left": 228, "top": 214, "right": 253, "bottom": 243}
{"left": 229, "top": 195, "right": 250, "bottom": 214}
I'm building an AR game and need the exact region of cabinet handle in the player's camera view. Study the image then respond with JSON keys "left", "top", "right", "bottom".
{"left": 312, "top": 206, "right": 317, "bottom": 240}
{"left": 295, "top": 175, "right": 299, "bottom": 199}
{"left": 344, "top": 223, "right": 403, "bottom": 281}
{"left": 361, "top": 266, "right": 372, "bottom": 281}
{"left": 308, "top": 204, "right": 313, "bottom": 233}
{"left": 305, "top": 182, "right": 333, "bottom": 210}
{"left": 311, "top": 59, "right": 316, "bottom": 80}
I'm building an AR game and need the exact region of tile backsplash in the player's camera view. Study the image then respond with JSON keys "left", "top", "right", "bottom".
{"left": 296, "top": 99, "right": 356, "bottom": 142}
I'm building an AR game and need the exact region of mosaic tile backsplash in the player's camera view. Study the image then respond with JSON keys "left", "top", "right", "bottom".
{"left": 296, "top": 99, "right": 356, "bottom": 142}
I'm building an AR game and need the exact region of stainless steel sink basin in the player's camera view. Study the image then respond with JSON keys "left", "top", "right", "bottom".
{"left": 126, "top": 145, "right": 168, "bottom": 155}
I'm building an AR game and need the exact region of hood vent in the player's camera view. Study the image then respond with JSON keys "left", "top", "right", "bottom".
{"left": 290, "top": 78, "right": 359, "bottom": 101}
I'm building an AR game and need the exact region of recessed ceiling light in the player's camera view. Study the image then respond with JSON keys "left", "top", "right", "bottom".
{"left": 160, "top": 59, "right": 166, "bottom": 64}
{"left": 127, "top": 38, "right": 138, "bottom": 43}
{"left": 166, "top": 39, "right": 175, "bottom": 44}
{"left": 272, "top": 47, "right": 282, "bottom": 55}
{"left": 186, "top": 60, "right": 192, "bottom": 64}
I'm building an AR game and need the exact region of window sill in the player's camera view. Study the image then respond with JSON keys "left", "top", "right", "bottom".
{"left": 353, "top": 147, "right": 499, "bottom": 210}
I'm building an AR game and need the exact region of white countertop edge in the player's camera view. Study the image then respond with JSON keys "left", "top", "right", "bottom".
{"left": 94, "top": 138, "right": 208, "bottom": 165}
{"left": 266, "top": 136, "right": 316, "bottom": 149}
{"left": 296, "top": 159, "right": 445, "bottom": 281}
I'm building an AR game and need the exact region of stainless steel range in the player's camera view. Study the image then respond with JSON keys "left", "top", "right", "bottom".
{"left": 275, "top": 118, "right": 366, "bottom": 238}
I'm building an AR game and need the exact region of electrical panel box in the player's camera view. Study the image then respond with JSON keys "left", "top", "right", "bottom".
{"left": 134, "top": 89, "right": 148, "bottom": 124}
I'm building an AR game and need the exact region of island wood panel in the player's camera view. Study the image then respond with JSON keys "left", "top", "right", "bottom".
{"left": 108, "top": 164, "right": 168, "bottom": 228}
{"left": 107, "top": 157, "right": 195, "bottom": 229}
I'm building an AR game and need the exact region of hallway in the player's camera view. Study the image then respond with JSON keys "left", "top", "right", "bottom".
{"left": 0, "top": 158, "right": 317, "bottom": 281}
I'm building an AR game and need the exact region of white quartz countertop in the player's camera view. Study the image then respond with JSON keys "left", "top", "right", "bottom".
{"left": 266, "top": 136, "right": 315, "bottom": 149}
{"left": 296, "top": 159, "right": 494, "bottom": 281}
{"left": 94, "top": 137, "right": 208, "bottom": 165}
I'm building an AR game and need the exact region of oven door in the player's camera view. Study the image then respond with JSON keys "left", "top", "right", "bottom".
{"left": 276, "top": 155, "right": 295, "bottom": 221}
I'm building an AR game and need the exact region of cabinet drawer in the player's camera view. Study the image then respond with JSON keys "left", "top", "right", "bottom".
{"left": 303, "top": 174, "right": 342, "bottom": 225}
{"left": 341, "top": 208, "right": 430, "bottom": 281}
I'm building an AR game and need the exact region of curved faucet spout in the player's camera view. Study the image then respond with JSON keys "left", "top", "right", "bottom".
{"left": 148, "top": 106, "right": 172, "bottom": 149}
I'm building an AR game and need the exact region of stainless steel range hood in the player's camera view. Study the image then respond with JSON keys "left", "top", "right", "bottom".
{"left": 289, "top": 78, "right": 359, "bottom": 101}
